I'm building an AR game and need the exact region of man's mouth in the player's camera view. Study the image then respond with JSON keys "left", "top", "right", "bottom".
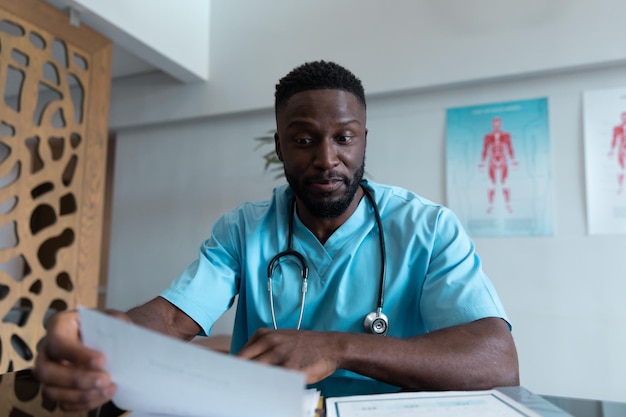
{"left": 308, "top": 178, "right": 343, "bottom": 193}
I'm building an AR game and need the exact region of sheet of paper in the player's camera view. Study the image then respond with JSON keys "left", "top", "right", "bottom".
{"left": 303, "top": 388, "right": 321, "bottom": 417}
{"left": 325, "top": 389, "right": 542, "bottom": 417}
{"left": 124, "top": 388, "right": 319, "bottom": 417}
{"left": 79, "top": 308, "right": 306, "bottom": 417}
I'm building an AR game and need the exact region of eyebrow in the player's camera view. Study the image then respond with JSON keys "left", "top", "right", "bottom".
{"left": 285, "top": 119, "right": 363, "bottom": 129}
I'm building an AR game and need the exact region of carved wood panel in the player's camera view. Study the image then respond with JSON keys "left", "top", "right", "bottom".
{"left": 0, "top": 0, "right": 112, "bottom": 375}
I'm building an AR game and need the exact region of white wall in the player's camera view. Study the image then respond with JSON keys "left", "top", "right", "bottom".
{"left": 108, "top": 0, "right": 626, "bottom": 129}
{"left": 105, "top": 0, "right": 626, "bottom": 404}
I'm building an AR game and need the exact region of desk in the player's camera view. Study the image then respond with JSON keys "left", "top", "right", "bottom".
{"left": 2, "top": 369, "right": 625, "bottom": 417}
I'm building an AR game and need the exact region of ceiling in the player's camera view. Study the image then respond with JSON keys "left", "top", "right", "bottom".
{"left": 41, "top": 0, "right": 210, "bottom": 83}
{"left": 42, "top": 0, "right": 157, "bottom": 80}
{"left": 110, "top": 44, "right": 157, "bottom": 80}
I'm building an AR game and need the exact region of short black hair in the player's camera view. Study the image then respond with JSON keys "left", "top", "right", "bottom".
{"left": 274, "top": 60, "right": 366, "bottom": 111}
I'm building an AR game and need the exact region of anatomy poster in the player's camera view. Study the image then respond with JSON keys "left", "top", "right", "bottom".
{"left": 583, "top": 87, "right": 626, "bottom": 235}
{"left": 446, "top": 98, "right": 553, "bottom": 237}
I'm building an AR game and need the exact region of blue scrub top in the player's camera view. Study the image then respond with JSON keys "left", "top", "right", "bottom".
{"left": 161, "top": 181, "right": 509, "bottom": 397}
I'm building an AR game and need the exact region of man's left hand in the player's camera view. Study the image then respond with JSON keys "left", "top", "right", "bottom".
{"left": 236, "top": 328, "right": 341, "bottom": 383}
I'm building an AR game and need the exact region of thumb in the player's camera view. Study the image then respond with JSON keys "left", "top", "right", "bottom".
{"left": 43, "top": 310, "right": 105, "bottom": 370}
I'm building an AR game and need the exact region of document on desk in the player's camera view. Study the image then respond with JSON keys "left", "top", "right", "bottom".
{"left": 79, "top": 308, "right": 313, "bottom": 417}
{"left": 326, "top": 389, "right": 542, "bottom": 417}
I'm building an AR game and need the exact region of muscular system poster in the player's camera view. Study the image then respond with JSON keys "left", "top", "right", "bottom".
{"left": 583, "top": 87, "right": 626, "bottom": 235}
{"left": 446, "top": 97, "right": 553, "bottom": 237}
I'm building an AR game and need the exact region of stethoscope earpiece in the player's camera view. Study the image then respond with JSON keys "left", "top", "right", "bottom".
{"left": 364, "top": 310, "right": 389, "bottom": 336}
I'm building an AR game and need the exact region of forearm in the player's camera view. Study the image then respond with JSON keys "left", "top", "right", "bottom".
{"left": 336, "top": 317, "right": 519, "bottom": 391}
{"left": 126, "top": 296, "right": 201, "bottom": 341}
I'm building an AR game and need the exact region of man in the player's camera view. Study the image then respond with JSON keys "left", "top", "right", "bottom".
{"left": 478, "top": 117, "right": 518, "bottom": 213}
{"left": 609, "top": 111, "right": 626, "bottom": 194}
{"left": 34, "top": 61, "right": 519, "bottom": 411}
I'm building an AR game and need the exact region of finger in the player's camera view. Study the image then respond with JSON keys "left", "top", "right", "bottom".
{"left": 42, "top": 383, "right": 116, "bottom": 412}
{"left": 246, "top": 349, "right": 329, "bottom": 381}
{"left": 43, "top": 311, "right": 105, "bottom": 370}
{"left": 244, "top": 349, "right": 285, "bottom": 366}
{"left": 43, "top": 336, "right": 106, "bottom": 370}
{"left": 237, "top": 328, "right": 273, "bottom": 360}
{"left": 237, "top": 340, "right": 269, "bottom": 360}
{"left": 35, "top": 354, "right": 112, "bottom": 391}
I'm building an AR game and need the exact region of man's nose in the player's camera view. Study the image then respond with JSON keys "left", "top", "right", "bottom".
{"left": 313, "top": 139, "right": 339, "bottom": 169}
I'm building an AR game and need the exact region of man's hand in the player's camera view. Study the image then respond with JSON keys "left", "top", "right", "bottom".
{"left": 34, "top": 310, "right": 118, "bottom": 411}
{"left": 236, "top": 328, "right": 341, "bottom": 384}
{"left": 237, "top": 318, "right": 518, "bottom": 392}
{"left": 33, "top": 299, "right": 199, "bottom": 411}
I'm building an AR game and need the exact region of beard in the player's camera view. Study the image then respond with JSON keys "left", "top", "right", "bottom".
{"left": 285, "top": 162, "right": 365, "bottom": 219}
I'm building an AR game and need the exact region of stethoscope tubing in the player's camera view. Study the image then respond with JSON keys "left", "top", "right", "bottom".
{"left": 268, "top": 249, "right": 308, "bottom": 330}
{"left": 266, "top": 183, "right": 386, "bottom": 331}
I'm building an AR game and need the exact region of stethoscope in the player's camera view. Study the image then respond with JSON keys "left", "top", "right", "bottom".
{"left": 266, "top": 184, "right": 389, "bottom": 335}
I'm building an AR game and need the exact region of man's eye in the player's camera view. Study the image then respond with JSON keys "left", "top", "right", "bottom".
{"left": 295, "top": 137, "right": 312, "bottom": 145}
{"left": 337, "top": 136, "right": 351, "bottom": 143}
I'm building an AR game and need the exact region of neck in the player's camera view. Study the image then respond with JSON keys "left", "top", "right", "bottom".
{"left": 295, "top": 186, "right": 364, "bottom": 244}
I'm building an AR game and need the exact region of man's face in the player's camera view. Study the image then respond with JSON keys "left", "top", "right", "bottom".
{"left": 493, "top": 118, "right": 502, "bottom": 131}
{"left": 274, "top": 89, "right": 367, "bottom": 219}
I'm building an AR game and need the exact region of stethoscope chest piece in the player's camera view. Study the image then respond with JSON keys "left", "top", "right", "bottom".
{"left": 364, "top": 309, "right": 389, "bottom": 336}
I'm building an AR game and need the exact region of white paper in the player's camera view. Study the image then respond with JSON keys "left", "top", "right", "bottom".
{"left": 125, "top": 389, "right": 319, "bottom": 417}
{"left": 303, "top": 388, "right": 321, "bottom": 417}
{"left": 325, "top": 389, "right": 542, "bottom": 417}
{"left": 79, "top": 308, "right": 306, "bottom": 417}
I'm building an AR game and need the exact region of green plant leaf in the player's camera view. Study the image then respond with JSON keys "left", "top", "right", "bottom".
{"left": 255, "top": 129, "right": 283, "bottom": 178}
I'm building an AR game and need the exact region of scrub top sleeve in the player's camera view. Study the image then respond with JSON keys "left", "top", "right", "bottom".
{"left": 420, "top": 208, "right": 509, "bottom": 331}
{"left": 160, "top": 214, "right": 242, "bottom": 336}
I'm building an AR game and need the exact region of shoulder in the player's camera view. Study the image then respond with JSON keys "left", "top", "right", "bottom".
{"left": 365, "top": 181, "right": 464, "bottom": 233}
{"left": 216, "top": 184, "right": 292, "bottom": 228}
{"left": 227, "top": 184, "right": 290, "bottom": 215}
{"left": 205, "top": 185, "right": 291, "bottom": 251}
{"left": 364, "top": 181, "right": 448, "bottom": 219}
{"left": 365, "top": 180, "right": 440, "bottom": 207}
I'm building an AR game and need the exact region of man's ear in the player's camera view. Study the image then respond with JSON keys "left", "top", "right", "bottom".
{"left": 274, "top": 132, "right": 283, "bottom": 161}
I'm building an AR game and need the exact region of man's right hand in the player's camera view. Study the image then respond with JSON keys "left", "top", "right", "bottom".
{"left": 34, "top": 309, "right": 117, "bottom": 411}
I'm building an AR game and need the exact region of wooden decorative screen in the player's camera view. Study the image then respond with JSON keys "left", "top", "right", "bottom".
{"left": 0, "top": 0, "right": 112, "bottom": 376}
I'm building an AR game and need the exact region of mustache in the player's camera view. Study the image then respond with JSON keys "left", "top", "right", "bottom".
{"left": 306, "top": 173, "right": 347, "bottom": 183}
